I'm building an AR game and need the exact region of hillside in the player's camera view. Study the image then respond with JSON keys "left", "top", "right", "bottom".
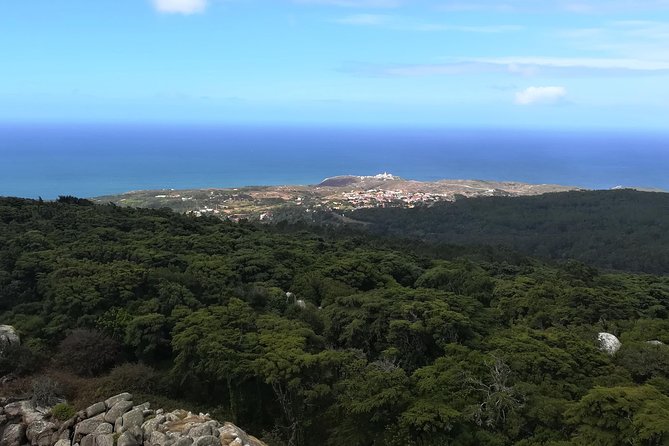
{"left": 92, "top": 175, "right": 579, "bottom": 221}
{"left": 348, "top": 189, "right": 669, "bottom": 274}
{"left": 2, "top": 197, "right": 669, "bottom": 446}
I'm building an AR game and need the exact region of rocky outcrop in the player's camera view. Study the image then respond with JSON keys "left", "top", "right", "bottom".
{"left": 0, "top": 394, "right": 266, "bottom": 446}
{"left": 597, "top": 332, "right": 622, "bottom": 355}
{"left": 0, "top": 326, "right": 20, "bottom": 354}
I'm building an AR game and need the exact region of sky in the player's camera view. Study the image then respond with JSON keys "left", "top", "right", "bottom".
{"left": 1, "top": 0, "right": 669, "bottom": 128}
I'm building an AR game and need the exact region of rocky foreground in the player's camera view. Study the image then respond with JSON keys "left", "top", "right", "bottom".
{"left": 0, "top": 393, "right": 266, "bottom": 446}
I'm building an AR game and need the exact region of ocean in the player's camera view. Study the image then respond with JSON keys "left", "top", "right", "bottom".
{"left": 1, "top": 123, "right": 668, "bottom": 199}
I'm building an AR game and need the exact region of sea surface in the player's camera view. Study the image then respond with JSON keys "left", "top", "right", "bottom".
{"left": 1, "top": 123, "right": 668, "bottom": 199}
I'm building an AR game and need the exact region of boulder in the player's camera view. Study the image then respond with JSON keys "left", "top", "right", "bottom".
{"left": 84, "top": 402, "right": 106, "bottom": 419}
{"left": 191, "top": 436, "right": 219, "bottom": 446}
{"left": 74, "top": 419, "right": 105, "bottom": 441}
{"left": 598, "top": 332, "right": 622, "bottom": 355}
{"left": 95, "top": 434, "right": 114, "bottom": 446}
{"left": 3, "top": 402, "right": 23, "bottom": 418}
{"left": 142, "top": 415, "right": 166, "bottom": 438}
{"left": 148, "top": 431, "right": 168, "bottom": 446}
{"left": 117, "top": 431, "right": 141, "bottom": 446}
{"left": 103, "top": 393, "right": 132, "bottom": 410}
{"left": 93, "top": 423, "right": 113, "bottom": 435}
{"left": 0, "top": 325, "right": 20, "bottom": 354}
{"left": 187, "top": 423, "right": 217, "bottom": 438}
{"left": 0, "top": 423, "right": 25, "bottom": 446}
{"left": 133, "top": 403, "right": 150, "bottom": 412}
{"left": 80, "top": 434, "right": 95, "bottom": 446}
{"left": 104, "top": 400, "right": 133, "bottom": 423}
{"left": 25, "top": 419, "right": 57, "bottom": 446}
{"left": 118, "top": 409, "right": 145, "bottom": 434}
{"left": 173, "top": 438, "right": 193, "bottom": 446}
{"left": 54, "top": 440, "right": 72, "bottom": 446}
{"left": 648, "top": 340, "right": 665, "bottom": 346}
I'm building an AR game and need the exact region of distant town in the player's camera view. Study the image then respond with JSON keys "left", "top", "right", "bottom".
{"left": 94, "top": 174, "right": 580, "bottom": 222}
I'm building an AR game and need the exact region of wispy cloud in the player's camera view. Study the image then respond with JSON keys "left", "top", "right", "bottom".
{"left": 354, "top": 56, "right": 669, "bottom": 77}
{"left": 151, "top": 0, "right": 207, "bottom": 14}
{"left": 294, "top": 0, "right": 403, "bottom": 7}
{"left": 515, "top": 86, "right": 567, "bottom": 105}
{"left": 436, "top": 0, "right": 669, "bottom": 13}
{"left": 334, "top": 14, "right": 522, "bottom": 32}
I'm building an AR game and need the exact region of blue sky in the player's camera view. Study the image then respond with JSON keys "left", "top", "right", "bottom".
{"left": 1, "top": 0, "right": 669, "bottom": 128}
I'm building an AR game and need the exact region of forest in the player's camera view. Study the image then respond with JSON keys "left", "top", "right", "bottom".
{"left": 348, "top": 189, "right": 669, "bottom": 274}
{"left": 2, "top": 196, "right": 669, "bottom": 446}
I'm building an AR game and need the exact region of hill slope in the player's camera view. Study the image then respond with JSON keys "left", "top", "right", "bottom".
{"left": 2, "top": 197, "right": 669, "bottom": 446}
{"left": 349, "top": 189, "right": 669, "bottom": 274}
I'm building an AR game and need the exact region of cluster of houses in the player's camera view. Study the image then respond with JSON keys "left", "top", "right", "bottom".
{"left": 339, "top": 189, "right": 452, "bottom": 208}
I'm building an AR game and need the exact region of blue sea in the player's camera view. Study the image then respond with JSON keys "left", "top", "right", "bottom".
{"left": 1, "top": 123, "right": 668, "bottom": 199}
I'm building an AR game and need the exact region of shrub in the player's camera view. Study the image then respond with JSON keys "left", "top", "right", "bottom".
{"left": 51, "top": 403, "right": 76, "bottom": 421}
{"left": 54, "top": 329, "right": 121, "bottom": 376}
{"left": 103, "top": 362, "right": 164, "bottom": 395}
{"left": 31, "top": 376, "right": 64, "bottom": 407}
{"left": 0, "top": 343, "right": 40, "bottom": 376}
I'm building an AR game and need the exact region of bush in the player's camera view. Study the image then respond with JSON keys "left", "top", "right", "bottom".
{"left": 54, "top": 329, "right": 121, "bottom": 376}
{"left": 0, "top": 342, "right": 43, "bottom": 376}
{"left": 31, "top": 376, "right": 64, "bottom": 407}
{"left": 51, "top": 402, "right": 76, "bottom": 421}
{"left": 103, "top": 362, "right": 165, "bottom": 395}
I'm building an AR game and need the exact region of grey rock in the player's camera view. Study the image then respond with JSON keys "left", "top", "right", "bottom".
{"left": 228, "top": 439, "right": 243, "bottom": 446}
{"left": 148, "top": 431, "right": 167, "bottom": 446}
{"left": 192, "top": 436, "right": 220, "bottom": 446}
{"left": 0, "top": 423, "right": 26, "bottom": 446}
{"left": 104, "top": 400, "right": 133, "bottom": 423}
{"left": 187, "top": 424, "right": 216, "bottom": 438}
{"left": 133, "top": 403, "right": 150, "bottom": 411}
{"left": 54, "top": 440, "right": 72, "bottom": 446}
{"left": 116, "top": 433, "right": 137, "bottom": 446}
{"left": 93, "top": 423, "right": 113, "bottom": 435}
{"left": 74, "top": 420, "right": 104, "bottom": 440}
{"left": 120, "top": 409, "right": 145, "bottom": 431}
{"left": 142, "top": 415, "right": 166, "bottom": 438}
{"left": 104, "top": 393, "right": 132, "bottom": 410}
{"left": 4, "top": 401, "right": 25, "bottom": 418}
{"left": 0, "top": 325, "right": 20, "bottom": 354}
{"left": 26, "top": 420, "right": 57, "bottom": 446}
{"left": 597, "top": 332, "right": 622, "bottom": 355}
{"left": 648, "top": 340, "right": 665, "bottom": 346}
{"left": 80, "top": 434, "right": 96, "bottom": 446}
{"left": 173, "top": 438, "right": 193, "bottom": 446}
{"left": 95, "top": 434, "right": 114, "bottom": 446}
{"left": 84, "top": 402, "right": 106, "bottom": 419}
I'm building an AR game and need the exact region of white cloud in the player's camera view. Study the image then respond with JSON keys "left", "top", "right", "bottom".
{"left": 334, "top": 15, "right": 522, "bottom": 32}
{"left": 152, "top": 0, "right": 207, "bottom": 14}
{"left": 357, "top": 56, "right": 669, "bottom": 77}
{"left": 515, "top": 86, "right": 567, "bottom": 105}
{"left": 436, "top": 0, "right": 669, "bottom": 13}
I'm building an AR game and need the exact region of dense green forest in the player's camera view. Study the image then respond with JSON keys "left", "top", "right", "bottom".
{"left": 348, "top": 190, "right": 669, "bottom": 274}
{"left": 2, "top": 196, "right": 669, "bottom": 445}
